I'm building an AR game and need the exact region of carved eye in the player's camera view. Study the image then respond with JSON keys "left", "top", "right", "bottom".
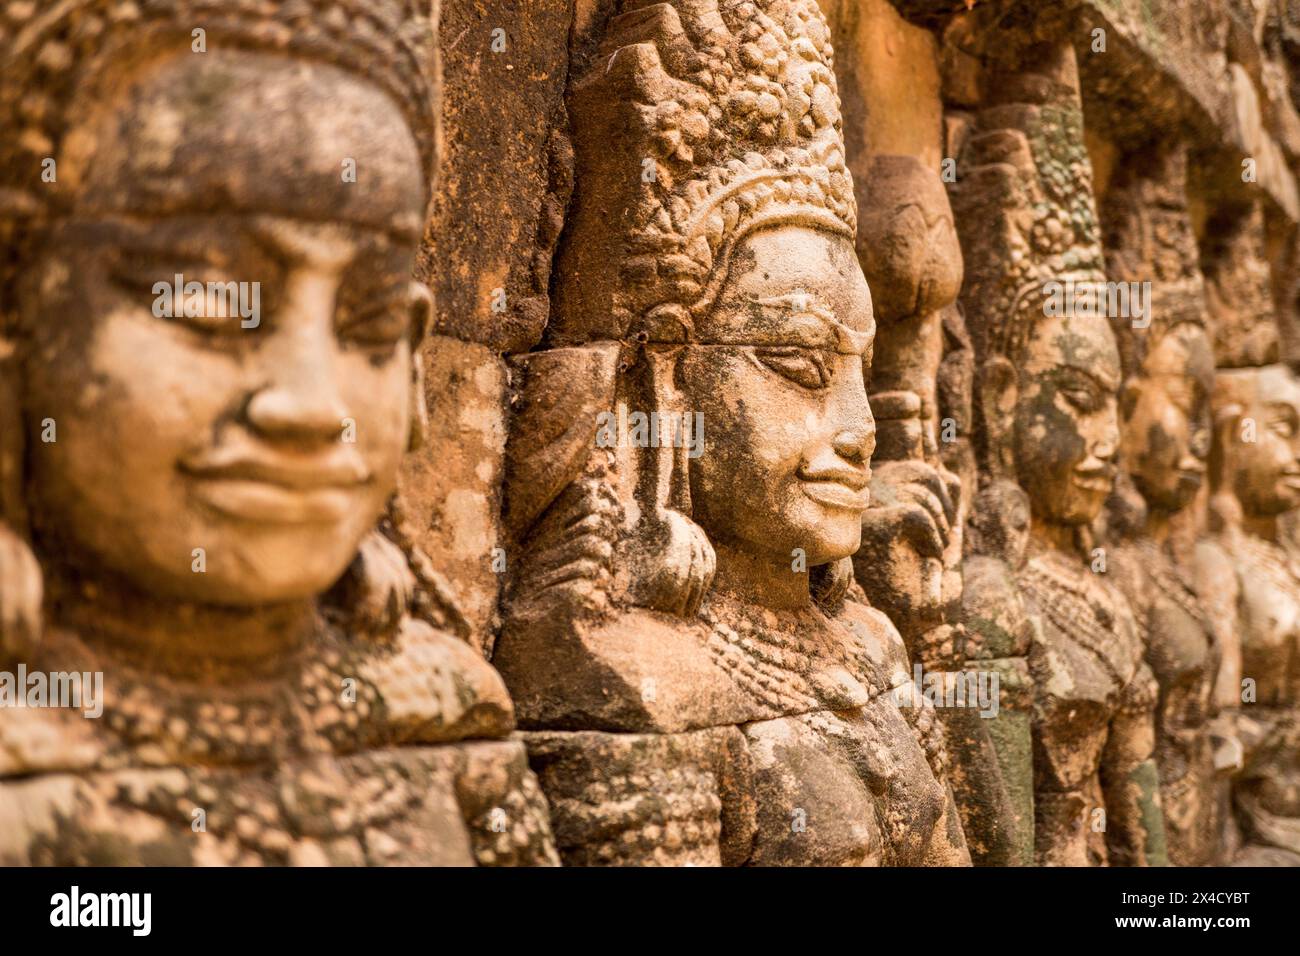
{"left": 755, "top": 347, "right": 833, "bottom": 389}
{"left": 115, "top": 260, "right": 258, "bottom": 336}
{"left": 1269, "top": 416, "right": 1296, "bottom": 439}
{"left": 337, "top": 288, "right": 410, "bottom": 350}
{"left": 111, "top": 257, "right": 202, "bottom": 300}
{"left": 1058, "top": 381, "right": 1100, "bottom": 413}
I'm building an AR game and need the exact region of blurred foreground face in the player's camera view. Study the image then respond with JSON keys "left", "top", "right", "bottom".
{"left": 22, "top": 49, "right": 427, "bottom": 605}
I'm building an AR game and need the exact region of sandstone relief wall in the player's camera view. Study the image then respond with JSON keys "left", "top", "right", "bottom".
{"left": 1, "top": 0, "right": 1299, "bottom": 869}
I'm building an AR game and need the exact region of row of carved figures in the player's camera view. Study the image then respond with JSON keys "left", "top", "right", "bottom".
{"left": 0, "top": 0, "right": 1297, "bottom": 866}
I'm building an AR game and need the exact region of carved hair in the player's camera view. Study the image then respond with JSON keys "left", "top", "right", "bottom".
{"left": 0, "top": 0, "right": 440, "bottom": 347}
{"left": 1202, "top": 202, "right": 1279, "bottom": 369}
{"left": 1101, "top": 141, "right": 1208, "bottom": 379}
{"left": 951, "top": 44, "right": 1107, "bottom": 369}
{"left": 507, "top": 0, "right": 859, "bottom": 620}
{"left": 0, "top": 0, "right": 449, "bottom": 635}
{"left": 1199, "top": 205, "right": 1286, "bottom": 529}
{"left": 1099, "top": 142, "right": 1209, "bottom": 540}
{"left": 549, "top": 0, "right": 856, "bottom": 348}
{"left": 0, "top": 0, "right": 440, "bottom": 342}
{"left": 0, "top": 0, "right": 439, "bottom": 218}
{"left": 949, "top": 42, "right": 1107, "bottom": 480}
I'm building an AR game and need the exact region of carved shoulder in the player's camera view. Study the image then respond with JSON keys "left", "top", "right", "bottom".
{"left": 355, "top": 617, "right": 516, "bottom": 746}
{"left": 961, "top": 554, "right": 1034, "bottom": 660}
{"left": 1196, "top": 538, "right": 1244, "bottom": 711}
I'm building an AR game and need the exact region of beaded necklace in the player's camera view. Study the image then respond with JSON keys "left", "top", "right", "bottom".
{"left": 1018, "top": 547, "right": 1138, "bottom": 688}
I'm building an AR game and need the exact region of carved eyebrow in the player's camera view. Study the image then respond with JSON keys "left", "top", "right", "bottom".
{"left": 247, "top": 217, "right": 360, "bottom": 271}
{"left": 753, "top": 291, "right": 838, "bottom": 316}
{"left": 730, "top": 293, "right": 835, "bottom": 349}
{"left": 750, "top": 291, "right": 874, "bottom": 354}
{"left": 893, "top": 200, "right": 955, "bottom": 229}
{"left": 109, "top": 230, "right": 222, "bottom": 261}
{"left": 64, "top": 204, "right": 422, "bottom": 245}
{"left": 1055, "top": 364, "right": 1117, "bottom": 395}
{"left": 738, "top": 291, "right": 878, "bottom": 356}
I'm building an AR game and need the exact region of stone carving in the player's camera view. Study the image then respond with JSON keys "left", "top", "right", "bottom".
{"left": 0, "top": 0, "right": 556, "bottom": 866}
{"left": 1099, "top": 142, "right": 1222, "bottom": 867}
{"left": 854, "top": 156, "right": 962, "bottom": 665}
{"left": 1198, "top": 202, "right": 1300, "bottom": 867}
{"left": 1205, "top": 204, "right": 1282, "bottom": 371}
{"left": 851, "top": 154, "right": 1018, "bottom": 864}
{"left": 951, "top": 42, "right": 1168, "bottom": 866}
{"left": 0, "top": 0, "right": 1295, "bottom": 872}
{"left": 494, "top": 0, "right": 970, "bottom": 866}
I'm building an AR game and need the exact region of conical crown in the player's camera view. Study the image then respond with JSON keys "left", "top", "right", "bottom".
{"left": 551, "top": 0, "right": 857, "bottom": 347}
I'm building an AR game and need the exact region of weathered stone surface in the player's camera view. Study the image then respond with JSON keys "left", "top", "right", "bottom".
{"left": 950, "top": 39, "right": 1169, "bottom": 866}
{"left": 1099, "top": 141, "right": 1221, "bottom": 867}
{"left": 401, "top": 0, "right": 576, "bottom": 660}
{"left": 0, "top": 0, "right": 557, "bottom": 867}
{"left": 399, "top": 335, "right": 509, "bottom": 656}
{"left": 496, "top": 0, "right": 970, "bottom": 867}
{"left": 1197, "top": 227, "right": 1300, "bottom": 866}
{"left": 820, "top": 0, "right": 946, "bottom": 172}
{"left": 3, "top": 0, "right": 1300, "bottom": 871}
{"left": 418, "top": 0, "right": 574, "bottom": 353}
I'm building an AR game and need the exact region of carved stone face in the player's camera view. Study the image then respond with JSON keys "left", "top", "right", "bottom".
{"left": 20, "top": 49, "right": 428, "bottom": 605}
{"left": 1221, "top": 365, "right": 1300, "bottom": 518}
{"left": 683, "top": 226, "right": 876, "bottom": 568}
{"left": 1121, "top": 324, "right": 1214, "bottom": 514}
{"left": 1012, "top": 311, "right": 1121, "bottom": 527}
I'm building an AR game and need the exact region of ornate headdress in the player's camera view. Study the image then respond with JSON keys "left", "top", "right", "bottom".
{"left": 1101, "top": 141, "right": 1208, "bottom": 379}
{"left": 950, "top": 42, "right": 1108, "bottom": 368}
{"left": 1201, "top": 201, "right": 1285, "bottom": 527}
{"left": 1202, "top": 202, "right": 1279, "bottom": 370}
{"left": 948, "top": 41, "right": 1116, "bottom": 498}
{"left": 549, "top": 0, "right": 856, "bottom": 348}
{"left": 0, "top": 0, "right": 440, "bottom": 232}
{"left": 1096, "top": 142, "right": 1213, "bottom": 537}
{"left": 505, "top": 0, "right": 860, "bottom": 621}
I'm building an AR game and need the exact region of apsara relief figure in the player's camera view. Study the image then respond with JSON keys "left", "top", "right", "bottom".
{"left": 951, "top": 42, "right": 1168, "bottom": 866}
{"left": 1198, "top": 203, "right": 1300, "bottom": 867}
{"left": 494, "top": 0, "right": 970, "bottom": 866}
{"left": 0, "top": 0, "right": 556, "bottom": 866}
{"left": 1099, "top": 142, "right": 1222, "bottom": 867}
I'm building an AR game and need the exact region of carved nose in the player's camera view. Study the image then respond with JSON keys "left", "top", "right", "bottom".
{"left": 244, "top": 274, "right": 349, "bottom": 444}
{"left": 246, "top": 380, "right": 349, "bottom": 444}
{"left": 1093, "top": 426, "right": 1119, "bottom": 462}
{"left": 1190, "top": 427, "right": 1211, "bottom": 461}
{"left": 833, "top": 427, "right": 872, "bottom": 464}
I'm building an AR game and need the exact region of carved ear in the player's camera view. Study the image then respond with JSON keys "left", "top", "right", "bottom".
{"left": 1211, "top": 400, "right": 1244, "bottom": 439}
{"left": 626, "top": 348, "right": 715, "bottom": 617}
{"left": 0, "top": 347, "right": 40, "bottom": 660}
{"left": 1208, "top": 399, "right": 1245, "bottom": 497}
{"left": 979, "top": 355, "right": 1018, "bottom": 479}
{"left": 407, "top": 280, "right": 433, "bottom": 344}
{"left": 406, "top": 282, "right": 433, "bottom": 452}
{"left": 1119, "top": 378, "right": 1142, "bottom": 422}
